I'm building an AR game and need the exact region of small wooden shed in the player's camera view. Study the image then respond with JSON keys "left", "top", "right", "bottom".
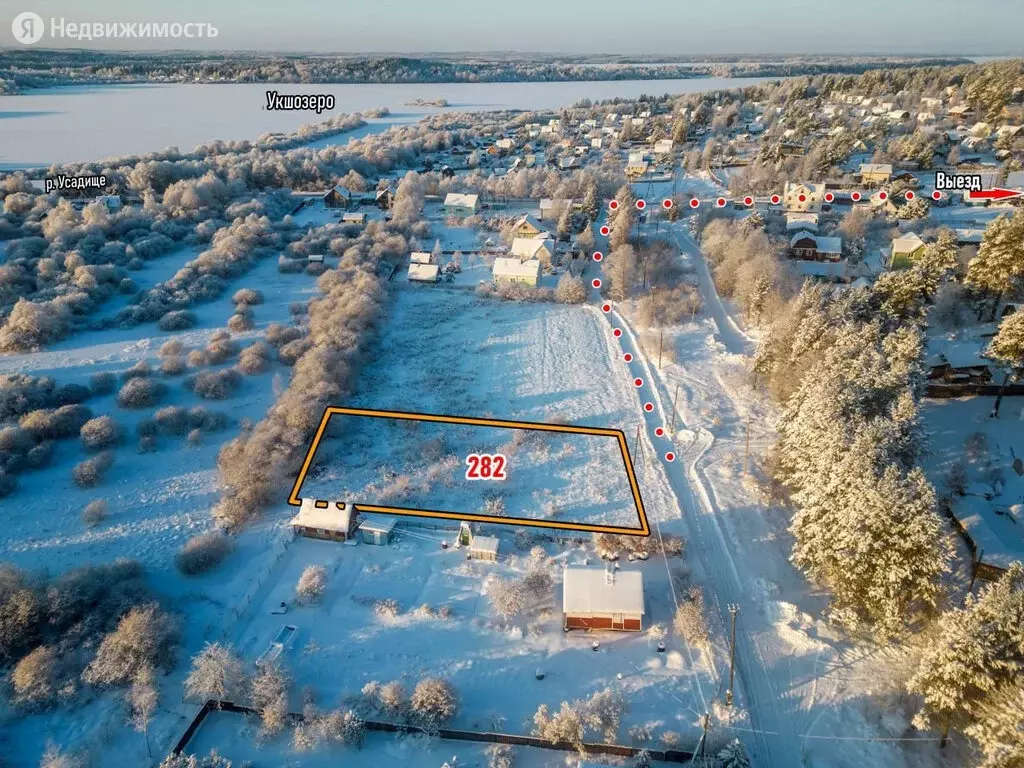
{"left": 360, "top": 515, "right": 397, "bottom": 546}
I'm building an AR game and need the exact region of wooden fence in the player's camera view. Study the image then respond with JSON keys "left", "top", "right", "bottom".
{"left": 925, "top": 383, "right": 1024, "bottom": 398}
{"left": 172, "top": 700, "right": 696, "bottom": 763}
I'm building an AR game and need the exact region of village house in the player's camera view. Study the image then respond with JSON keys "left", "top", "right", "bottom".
{"left": 789, "top": 232, "right": 843, "bottom": 262}
{"left": 562, "top": 565, "right": 645, "bottom": 632}
{"left": 493, "top": 256, "right": 541, "bottom": 286}
{"left": 859, "top": 163, "right": 893, "bottom": 186}
{"left": 291, "top": 498, "right": 356, "bottom": 542}
{"left": 511, "top": 214, "right": 547, "bottom": 239}
{"left": 653, "top": 138, "right": 675, "bottom": 155}
{"left": 341, "top": 212, "right": 366, "bottom": 225}
{"left": 442, "top": 192, "right": 479, "bottom": 216}
{"left": 783, "top": 181, "right": 826, "bottom": 212}
{"left": 785, "top": 212, "right": 820, "bottom": 232}
{"left": 322, "top": 185, "right": 352, "bottom": 209}
{"left": 926, "top": 347, "right": 993, "bottom": 385}
{"left": 889, "top": 232, "right": 926, "bottom": 269}
{"left": 511, "top": 236, "right": 555, "bottom": 265}
{"left": 375, "top": 187, "right": 395, "bottom": 210}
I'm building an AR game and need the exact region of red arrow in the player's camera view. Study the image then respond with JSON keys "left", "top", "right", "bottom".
{"left": 967, "top": 188, "right": 1023, "bottom": 201}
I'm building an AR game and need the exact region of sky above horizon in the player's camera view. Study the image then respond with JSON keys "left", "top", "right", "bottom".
{"left": 4, "top": 0, "right": 1023, "bottom": 54}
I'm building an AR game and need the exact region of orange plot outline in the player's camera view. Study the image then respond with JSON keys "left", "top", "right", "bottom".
{"left": 288, "top": 406, "right": 650, "bottom": 537}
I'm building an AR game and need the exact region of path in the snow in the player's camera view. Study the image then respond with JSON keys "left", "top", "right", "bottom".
{"left": 589, "top": 205, "right": 788, "bottom": 767}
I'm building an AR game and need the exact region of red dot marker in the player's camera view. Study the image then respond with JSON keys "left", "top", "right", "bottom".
{"left": 905, "top": 190, "right": 915, "bottom": 201}
{"left": 633, "top": 378, "right": 643, "bottom": 388}
{"left": 825, "top": 192, "right": 835, "bottom": 203}
{"left": 644, "top": 402, "right": 654, "bottom": 413}
{"left": 743, "top": 196, "right": 753, "bottom": 206}
{"left": 593, "top": 251, "right": 603, "bottom": 262}
{"left": 932, "top": 190, "right": 942, "bottom": 201}
{"left": 689, "top": 198, "right": 700, "bottom": 209}
{"left": 662, "top": 198, "right": 673, "bottom": 209}
{"left": 613, "top": 328, "right": 622, "bottom": 338}
{"left": 655, "top": 427, "right": 665, "bottom": 437}
{"left": 851, "top": 191, "right": 862, "bottom": 202}
{"left": 770, "top": 194, "right": 780, "bottom": 205}
{"left": 636, "top": 199, "right": 646, "bottom": 210}
{"left": 592, "top": 278, "right": 602, "bottom": 288}
{"left": 609, "top": 200, "right": 619, "bottom": 211}
{"left": 716, "top": 197, "right": 726, "bottom": 208}
{"left": 665, "top": 452, "right": 675, "bottom": 462}
{"left": 623, "top": 353, "right": 633, "bottom": 362}
{"left": 878, "top": 191, "right": 888, "bottom": 201}
{"left": 600, "top": 225, "right": 610, "bottom": 236}
{"left": 601, "top": 303, "right": 611, "bottom": 313}
{"left": 798, "top": 194, "right": 806, "bottom": 203}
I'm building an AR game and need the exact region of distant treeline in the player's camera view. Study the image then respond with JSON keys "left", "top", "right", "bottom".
{"left": 0, "top": 51, "right": 972, "bottom": 94}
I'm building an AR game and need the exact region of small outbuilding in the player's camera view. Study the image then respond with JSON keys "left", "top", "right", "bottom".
{"left": 360, "top": 515, "right": 398, "bottom": 546}
{"left": 458, "top": 522, "right": 499, "bottom": 561}
{"left": 469, "top": 535, "right": 499, "bottom": 562}
{"left": 290, "top": 498, "right": 355, "bottom": 541}
{"left": 562, "top": 565, "right": 645, "bottom": 632}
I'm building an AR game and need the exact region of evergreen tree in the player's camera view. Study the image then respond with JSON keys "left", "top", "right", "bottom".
{"left": 966, "top": 210, "right": 1024, "bottom": 300}
{"left": 909, "top": 564, "right": 1024, "bottom": 740}
{"left": 987, "top": 311, "right": 1024, "bottom": 370}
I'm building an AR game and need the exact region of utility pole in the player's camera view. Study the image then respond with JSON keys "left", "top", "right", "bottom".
{"left": 688, "top": 713, "right": 710, "bottom": 764}
{"left": 670, "top": 384, "right": 680, "bottom": 432}
{"left": 726, "top": 603, "right": 739, "bottom": 706}
{"left": 634, "top": 423, "right": 641, "bottom": 456}
{"left": 657, "top": 329, "right": 664, "bottom": 370}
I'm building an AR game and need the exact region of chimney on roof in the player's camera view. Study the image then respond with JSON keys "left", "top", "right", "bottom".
{"left": 605, "top": 565, "right": 615, "bottom": 585}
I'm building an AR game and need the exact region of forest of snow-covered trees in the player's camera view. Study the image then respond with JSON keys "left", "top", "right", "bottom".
{"left": 0, "top": 50, "right": 970, "bottom": 94}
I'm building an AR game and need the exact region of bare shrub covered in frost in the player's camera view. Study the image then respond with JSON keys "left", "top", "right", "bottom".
{"left": 82, "top": 603, "right": 177, "bottom": 686}
{"left": 117, "top": 377, "right": 167, "bottom": 408}
{"left": 296, "top": 565, "right": 326, "bottom": 602}
{"left": 176, "top": 532, "right": 232, "bottom": 575}
{"left": 251, "top": 661, "right": 291, "bottom": 735}
{"left": 673, "top": 585, "right": 709, "bottom": 645}
{"left": 488, "top": 577, "right": 527, "bottom": 619}
{"left": 72, "top": 450, "right": 114, "bottom": 488}
{"left": 79, "top": 415, "right": 123, "bottom": 450}
{"left": 81, "top": 499, "right": 109, "bottom": 527}
{"left": 184, "top": 642, "right": 246, "bottom": 702}
{"left": 410, "top": 677, "right": 458, "bottom": 726}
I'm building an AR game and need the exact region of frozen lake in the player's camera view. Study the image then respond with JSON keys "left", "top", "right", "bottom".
{"left": 0, "top": 76, "right": 782, "bottom": 168}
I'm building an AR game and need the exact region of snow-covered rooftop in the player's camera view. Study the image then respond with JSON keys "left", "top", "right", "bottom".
{"left": 562, "top": 565, "right": 645, "bottom": 616}
{"left": 494, "top": 257, "right": 541, "bottom": 280}
{"left": 291, "top": 498, "right": 354, "bottom": 533}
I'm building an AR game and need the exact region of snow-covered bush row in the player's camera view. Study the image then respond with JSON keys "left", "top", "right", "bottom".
{"left": 212, "top": 175, "right": 425, "bottom": 530}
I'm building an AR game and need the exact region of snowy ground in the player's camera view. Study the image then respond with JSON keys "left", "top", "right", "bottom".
{"left": 228, "top": 535, "right": 707, "bottom": 744}
{"left": 301, "top": 413, "right": 643, "bottom": 529}
{"left": 920, "top": 396, "right": 1024, "bottom": 571}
